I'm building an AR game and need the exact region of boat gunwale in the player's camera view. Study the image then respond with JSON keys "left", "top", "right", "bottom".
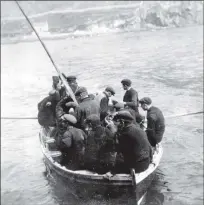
{"left": 39, "top": 127, "right": 163, "bottom": 185}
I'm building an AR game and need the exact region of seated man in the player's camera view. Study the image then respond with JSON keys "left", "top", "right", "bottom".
{"left": 83, "top": 114, "right": 116, "bottom": 174}
{"left": 59, "top": 114, "right": 87, "bottom": 170}
{"left": 139, "top": 97, "right": 165, "bottom": 147}
{"left": 74, "top": 87, "right": 100, "bottom": 129}
{"left": 109, "top": 111, "right": 152, "bottom": 174}
{"left": 37, "top": 90, "right": 60, "bottom": 127}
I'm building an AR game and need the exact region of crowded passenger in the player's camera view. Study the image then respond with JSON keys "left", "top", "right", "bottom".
{"left": 82, "top": 114, "right": 116, "bottom": 174}
{"left": 52, "top": 76, "right": 65, "bottom": 99}
{"left": 38, "top": 76, "right": 162, "bottom": 174}
{"left": 100, "top": 86, "right": 116, "bottom": 122}
{"left": 106, "top": 111, "right": 152, "bottom": 175}
{"left": 74, "top": 87, "right": 100, "bottom": 129}
{"left": 59, "top": 114, "right": 87, "bottom": 170}
{"left": 37, "top": 90, "right": 60, "bottom": 128}
{"left": 139, "top": 97, "right": 165, "bottom": 148}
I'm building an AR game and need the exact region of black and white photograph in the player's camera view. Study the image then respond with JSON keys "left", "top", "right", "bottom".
{"left": 1, "top": 1, "right": 203, "bottom": 205}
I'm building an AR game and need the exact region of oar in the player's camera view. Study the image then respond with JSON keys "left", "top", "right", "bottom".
{"left": 14, "top": 1, "right": 78, "bottom": 105}
{"left": 130, "top": 168, "right": 138, "bottom": 205}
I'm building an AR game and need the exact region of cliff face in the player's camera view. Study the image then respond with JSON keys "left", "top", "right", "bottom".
{"left": 1, "top": 1, "right": 203, "bottom": 38}
{"left": 137, "top": 1, "right": 203, "bottom": 28}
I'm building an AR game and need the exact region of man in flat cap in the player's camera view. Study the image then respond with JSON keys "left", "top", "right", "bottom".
{"left": 100, "top": 86, "right": 117, "bottom": 122}
{"left": 107, "top": 110, "right": 152, "bottom": 174}
{"left": 121, "top": 79, "right": 139, "bottom": 112}
{"left": 139, "top": 97, "right": 165, "bottom": 148}
{"left": 58, "top": 114, "right": 88, "bottom": 169}
{"left": 74, "top": 87, "right": 100, "bottom": 129}
{"left": 60, "top": 74, "right": 80, "bottom": 96}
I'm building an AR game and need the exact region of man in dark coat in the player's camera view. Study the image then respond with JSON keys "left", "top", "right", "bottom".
{"left": 74, "top": 87, "right": 100, "bottom": 129}
{"left": 100, "top": 86, "right": 116, "bottom": 121}
{"left": 83, "top": 114, "right": 116, "bottom": 174}
{"left": 37, "top": 90, "right": 60, "bottom": 127}
{"left": 139, "top": 97, "right": 165, "bottom": 147}
{"left": 120, "top": 78, "right": 146, "bottom": 126}
{"left": 110, "top": 111, "right": 152, "bottom": 174}
{"left": 121, "top": 79, "right": 139, "bottom": 112}
{"left": 59, "top": 114, "right": 87, "bottom": 170}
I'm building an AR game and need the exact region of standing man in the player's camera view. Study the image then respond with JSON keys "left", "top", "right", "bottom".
{"left": 121, "top": 79, "right": 139, "bottom": 113}
{"left": 139, "top": 97, "right": 165, "bottom": 147}
{"left": 100, "top": 86, "right": 116, "bottom": 121}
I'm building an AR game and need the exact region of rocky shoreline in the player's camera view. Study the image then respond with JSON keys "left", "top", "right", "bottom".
{"left": 1, "top": 1, "right": 203, "bottom": 40}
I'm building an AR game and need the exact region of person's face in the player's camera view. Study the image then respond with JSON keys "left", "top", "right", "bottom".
{"left": 56, "top": 82, "right": 62, "bottom": 90}
{"left": 122, "top": 84, "right": 128, "bottom": 90}
{"left": 141, "top": 103, "right": 148, "bottom": 111}
{"left": 68, "top": 81, "right": 78, "bottom": 92}
{"left": 107, "top": 91, "right": 112, "bottom": 98}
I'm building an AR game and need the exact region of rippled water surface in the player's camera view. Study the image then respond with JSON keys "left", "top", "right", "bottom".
{"left": 1, "top": 26, "right": 203, "bottom": 205}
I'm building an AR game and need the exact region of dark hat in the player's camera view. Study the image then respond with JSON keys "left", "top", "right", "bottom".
{"left": 139, "top": 97, "right": 152, "bottom": 105}
{"left": 114, "top": 110, "right": 134, "bottom": 121}
{"left": 121, "top": 79, "right": 132, "bottom": 86}
{"left": 85, "top": 114, "right": 100, "bottom": 126}
{"left": 105, "top": 86, "right": 115, "bottom": 95}
{"left": 63, "top": 114, "right": 77, "bottom": 124}
{"left": 75, "top": 87, "right": 88, "bottom": 96}
{"left": 66, "top": 75, "right": 77, "bottom": 82}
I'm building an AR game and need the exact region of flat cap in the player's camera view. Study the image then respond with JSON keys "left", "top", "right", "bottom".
{"left": 114, "top": 110, "right": 134, "bottom": 121}
{"left": 66, "top": 75, "right": 77, "bottom": 82}
{"left": 139, "top": 97, "right": 152, "bottom": 105}
{"left": 75, "top": 87, "right": 88, "bottom": 96}
{"left": 105, "top": 86, "right": 115, "bottom": 95}
{"left": 121, "top": 79, "right": 132, "bottom": 86}
{"left": 63, "top": 114, "right": 77, "bottom": 124}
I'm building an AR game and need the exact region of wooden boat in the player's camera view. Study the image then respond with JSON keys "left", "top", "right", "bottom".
{"left": 39, "top": 127, "right": 163, "bottom": 204}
